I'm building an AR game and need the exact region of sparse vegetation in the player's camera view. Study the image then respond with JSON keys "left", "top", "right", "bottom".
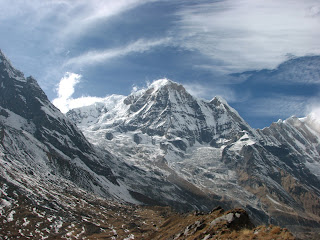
{"left": 0, "top": 181, "right": 296, "bottom": 239}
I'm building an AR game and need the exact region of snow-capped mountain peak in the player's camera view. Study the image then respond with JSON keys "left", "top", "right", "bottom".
{"left": 67, "top": 76, "right": 320, "bottom": 236}
{"left": 148, "top": 78, "right": 177, "bottom": 89}
{"left": 146, "top": 78, "right": 187, "bottom": 94}
{"left": 69, "top": 79, "right": 254, "bottom": 149}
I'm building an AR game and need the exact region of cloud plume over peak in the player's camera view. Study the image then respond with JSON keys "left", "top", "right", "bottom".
{"left": 52, "top": 72, "right": 107, "bottom": 113}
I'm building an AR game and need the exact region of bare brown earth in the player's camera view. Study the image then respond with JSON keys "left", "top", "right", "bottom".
{"left": 0, "top": 179, "right": 296, "bottom": 240}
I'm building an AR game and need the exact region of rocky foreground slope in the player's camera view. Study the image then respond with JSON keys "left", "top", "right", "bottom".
{"left": 1, "top": 181, "right": 295, "bottom": 240}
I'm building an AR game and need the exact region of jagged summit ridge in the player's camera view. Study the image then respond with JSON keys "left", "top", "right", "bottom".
{"left": 0, "top": 50, "right": 25, "bottom": 82}
{"left": 68, "top": 78, "right": 254, "bottom": 153}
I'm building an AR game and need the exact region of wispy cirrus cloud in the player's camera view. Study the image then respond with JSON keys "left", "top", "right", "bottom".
{"left": 0, "top": 0, "right": 154, "bottom": 39}
{"left": 57, "top": 0, "right": 157, "bottom": 41}
{"left": 82, "top": 0, "right": 152, "bottom": 23}
{"left": 246, "top": 95, "right": 320, "bottom": 118}
{"left": 175, "top": 0, "right": 320, "bottom": 73}
{"left": 65, "top": 37, "right": 171, "bottom": 67}
{"left": 0, "top": 0, "right": 157, "bottom": 95}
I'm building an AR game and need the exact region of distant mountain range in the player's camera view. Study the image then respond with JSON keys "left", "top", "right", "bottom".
{"left": 68, "top": 76, "right": 320, "bottom": 233}
{"left": 231, "top": 55, "right": 320, "bottom": 84}
{"left": 1, "top": 49, "right": 320, "bottom": 238}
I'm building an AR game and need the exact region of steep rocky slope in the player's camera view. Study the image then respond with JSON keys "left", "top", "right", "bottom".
{"left": 1, "top": 178, "right": 296, "bottom": 240}
{"left": 0, "top": 49, "right": 140, "bottom": 205}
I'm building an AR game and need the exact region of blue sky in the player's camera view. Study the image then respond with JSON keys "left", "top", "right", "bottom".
{"left": 1, "top": 0, "right": 320, "bottom": 128}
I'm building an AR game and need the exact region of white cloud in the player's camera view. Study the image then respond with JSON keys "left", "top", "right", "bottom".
{"left": 55, "top": 95, "right": 107, "bottom": 113}
{"left": 65, "top": 37, "right": 171, "bottom": 67}
{"left": 183, "top": 81, "right": 252, "bottom": 103}
{"left": 306, "top": 100, "right": 320, "bottom": 118}
{"left": 52, "top": 72, "right": 81, "bottom": 113}
{"left": 52, "top": 72, "right": 106, "bottom": 113}
{"left": 308, "top": 107, "right": 320, "bottom": 121}
{"left": 175, "top": 0, "right": 320, "bottom": 72}
{"left": 0, "top": 0, "right": 153, "bottom": 38}
{"left": 184, "top": 83, "right": 235, "bottom": 102}
{"left": 246, "top": 95, "right": 319, "bottom": 119}
{"left": 56, "top": 72, "right": 81, "bottom": 100}
{"left": 58, "top": 0, "right": 156, "bottom": 41}
{"left": 300, "top": 104, "right": 320, "bottom": 132}
{"left": 82, "top": 0, "right": 151, "bottom": 23}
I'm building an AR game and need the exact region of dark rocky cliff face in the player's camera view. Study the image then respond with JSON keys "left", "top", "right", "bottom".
{"left": 0, "top": 50, "right": 118, "bottom": 196}
{"left": 0, "top": 50, "right": 92, "bottom": 154}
